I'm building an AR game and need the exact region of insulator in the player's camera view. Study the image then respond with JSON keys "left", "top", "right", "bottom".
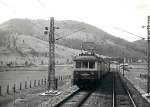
{"left": 45, "top": 27, "right": 48, "bottom": 30}
{"left": 44, "top": 31, "right": 48, "bottom": 35}
{"left": 55, "top": 27, "right": 60, "bottom": 29}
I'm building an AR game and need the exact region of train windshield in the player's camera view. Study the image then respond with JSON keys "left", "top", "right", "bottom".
{"left": 89, "top": 61, "right": 95, "bottom": 68}
{"left": 82, "top": 61, "right": 88, "bottom": 68}
{"left": 76, "top": 61, "right": 81, "bottom": 68}
{"left": 75, "top": 61, "right": 95, "bottom": 69}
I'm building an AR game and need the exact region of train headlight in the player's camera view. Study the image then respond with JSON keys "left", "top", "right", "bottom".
{"left": 91, "top": 72, "right": 95, "bottom": 75}
{"left": 75, "top": 71, "right": 78, "bottom": 75}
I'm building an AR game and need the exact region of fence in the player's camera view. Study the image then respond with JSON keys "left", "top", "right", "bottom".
{"left": 0, "top": 75, "right": 72, "bottom": 96}
{"left": 139, "top": 73, "right": 147, "bottom": 79}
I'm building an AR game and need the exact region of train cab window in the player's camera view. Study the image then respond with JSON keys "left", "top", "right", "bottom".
{"left": 82, "top": 61, "right": 88, "bottom": 68}
{"left": 76, "top": 61, "right": 81, "bottom": 68}
{"left": 89, "top": 61, "right": 95, "bottom": 68}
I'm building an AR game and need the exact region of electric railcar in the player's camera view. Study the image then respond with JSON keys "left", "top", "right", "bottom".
{"left": 73, "top": 52, "right": 110, "bottom": 88}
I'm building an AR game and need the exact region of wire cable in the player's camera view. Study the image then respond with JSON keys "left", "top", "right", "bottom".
{"left": 114, "top": 27, "right": 145, "bottom": 40}
{"left": 55, "top": 28, "right": 85, "bottom": 40}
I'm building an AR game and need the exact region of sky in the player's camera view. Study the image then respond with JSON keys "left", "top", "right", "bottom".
{"left": 0, "top": 0, "right": 150, "bottom": 42}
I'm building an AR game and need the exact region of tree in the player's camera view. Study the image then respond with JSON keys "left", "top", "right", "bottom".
{"left": 25, "top": 61, "right": 28, "bottom": 66}
{"left": 41, "top": 60, "right": 44, "bottom": 65}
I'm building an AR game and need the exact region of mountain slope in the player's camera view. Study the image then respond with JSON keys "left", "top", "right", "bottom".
{"left": 0, "top": 29, "right": 81, "bottom": 65}
{"left": 0, "top": 18, "right": 146, "bottom": 58}
{"left": 133, "top": 39, "right": 146, "bottom": 49}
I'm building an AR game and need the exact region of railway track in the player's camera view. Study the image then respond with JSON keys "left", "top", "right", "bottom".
{"left": 54, "top": 72, "right": 138, "bottom": 107}
{"left": 54, "top": 73, "right": 113, "bottom": 107}
{"left": 113, "top": 72, "right": 137, "bottom": 107}
{"left": 54, "top": 88, "right": 95, "bottom": 107}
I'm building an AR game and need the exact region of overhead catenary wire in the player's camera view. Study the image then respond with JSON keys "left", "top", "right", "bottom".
{"left": 12, "top": 18, "right": 85, "bottom": 42}
{"left": 0, "top": 0, "right": 16, "bottom": 13}
{"left": 55, "top": 28, "right": 85, "bottom": 40}
{"left": 114, "top": 27, "right": 145, "bottom": 40}
{"left": 25, "top": 19, "right": 63, "bottom": 40}
{"left": 36, "top": 0, "right": 48, "bottom": 9}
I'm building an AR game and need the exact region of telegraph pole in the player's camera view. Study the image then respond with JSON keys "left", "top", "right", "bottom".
{"left": 142, "top": 16, "right": 150, "bottom": 94}
{"left": 147, "top": 16, "right": 150, "bottom": 94}
{"left": 43, "top": 17, "right": 60, "bottom": 95}
{"left": 123, "top": 58, "right": 125, "bottom": 76}
{"left": 122, "top": 52, "right": 125, "bottom": 76}
{"left": 114, "top": 17, "right": 150, "bottom": 94}
{"left": 142, "top": 16, "right": 150, "bottom": 95}
{"left": 48, "top": 17, "right": 55, "bottom": 91}
{"left": 42, "top": 17, "right": 85, "bottom": 96}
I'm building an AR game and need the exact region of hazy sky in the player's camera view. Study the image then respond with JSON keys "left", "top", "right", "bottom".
{"left": 0, "top": 0, "right": 150, "bottom": 41}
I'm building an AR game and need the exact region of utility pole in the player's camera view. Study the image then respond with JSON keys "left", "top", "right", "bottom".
{"left": 43, "top": 17, "right": 60, "bottom": 95}
{"left": 48, "top": 17, "right": 55, "bottom": 91}
{"left": 42, "top": 17, "right": 85, "bottom": 96}
{"left": 122, "top": 52, "right": 125, "bottom": 76}
{"left": 147, "top": 16, "right": 150, "bottom": 94}
{"left": 142, "top": 16, "right": 150, "bottom": 94}
{"left": 123, "top": 58, "right": 125, "bottom": 76}
{"left": 114, "top": 17, "right": 150, "bottom": 94}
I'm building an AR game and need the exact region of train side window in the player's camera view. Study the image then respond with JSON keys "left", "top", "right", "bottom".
{"left": 76, "top": 61, "right": 81, "bottom": 68}
{"left": 82, "top": 61, "right": 88, "bottom": 68}
{"left": 89, "top": 61, "right": 95, "bottom": 68}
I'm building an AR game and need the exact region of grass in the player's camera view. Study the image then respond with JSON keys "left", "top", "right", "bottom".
{"left": 0, "top": 65, "right": 73, "bottom": 95}
{"left": 123, "top": 63, "right": 147, "bottom": 93}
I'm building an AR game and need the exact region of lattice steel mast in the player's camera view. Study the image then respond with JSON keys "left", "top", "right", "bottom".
{"left": 147, "top": 16, "right": 150, "bottom": 94}
{"left": 48, "top": 17, "right": 56, "bottom": 90}
{"left": 44, "top": 17, "right": 57, "bottom": 93}
{"left": 43, "top": 17, "right": 85, "bottom": 95}
{"left": 114, "top": 16, "right": 150, "bottom": 94}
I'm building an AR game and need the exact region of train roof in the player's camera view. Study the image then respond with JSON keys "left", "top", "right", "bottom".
{"left": 73, "top": 53, "right": 103, "bottom": 61}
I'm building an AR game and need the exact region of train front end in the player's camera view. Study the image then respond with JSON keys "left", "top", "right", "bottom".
{"left": 73, "top": 53, "right": 99, "bottom": 88}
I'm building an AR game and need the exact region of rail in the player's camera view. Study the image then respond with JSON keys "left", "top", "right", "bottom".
{"left": 112, "top": 71, "right": 116, "bottom": 107}
{"left": 54, "top": 88, "right": 81, "bottom": 107}
{"left": 113, "top": 72, "right": 137, "bottom": 107}
{"left": 54, "top": 88, "right": 94, "bottom": 107}
{"left": 119, "top": 74, "right": 137, "bottom": 107}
